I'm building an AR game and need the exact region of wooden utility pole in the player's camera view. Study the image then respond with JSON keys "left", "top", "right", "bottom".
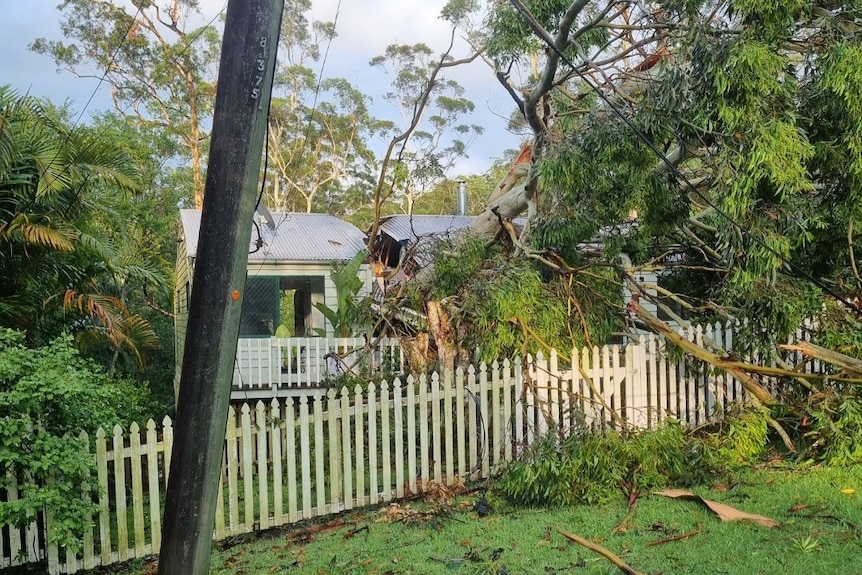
{"left": 158, "top": 1, "right": 283, "bottom": 574}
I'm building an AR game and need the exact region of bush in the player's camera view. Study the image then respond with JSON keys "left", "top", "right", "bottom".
{"left": 495, "top": 422, "right": 712, "bottom": 507}
{"left": 803, "top": 390, "right": 862, "bottom": 466}
{"left": 0, "top": 329, "right": 151, "bottom": 549}
{"left": 702, "top": 406, "right": 770, "bottom": 467}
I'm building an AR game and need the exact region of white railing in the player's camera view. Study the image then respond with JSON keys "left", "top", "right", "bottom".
{"left": 3, "top": 321, "right": 825, "bottom": 574}
{"left": 232, "top": 337, "right": 403, "bottom": 394}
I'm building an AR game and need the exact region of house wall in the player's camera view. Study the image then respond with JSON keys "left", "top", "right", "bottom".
{"left": 624, "top": 270, "right": 660, "bottom": 318}
{"left": 173, "top": 241, "right": 192, "bottom": 399}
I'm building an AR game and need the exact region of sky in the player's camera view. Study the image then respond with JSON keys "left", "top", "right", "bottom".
{"left": 0, "top": 0, "right": 523, "bottom": 177}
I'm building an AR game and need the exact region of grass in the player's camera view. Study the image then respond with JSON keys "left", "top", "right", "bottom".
{"left": 94, "top": 463, "right": 862, "bottom": 575}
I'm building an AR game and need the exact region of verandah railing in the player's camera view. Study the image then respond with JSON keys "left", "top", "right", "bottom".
{"left": 232, "top": 336, "right": 404, "bottom": 394}
{"left": 3, "top": 322, "right": 823, "bottom": 574}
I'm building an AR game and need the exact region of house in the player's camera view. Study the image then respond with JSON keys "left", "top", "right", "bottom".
{"left": 174, "top": 208, "right": 375, "bottom": 398}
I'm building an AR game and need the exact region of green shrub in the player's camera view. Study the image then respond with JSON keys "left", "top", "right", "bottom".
{"left": 0, "top": 329, "right": 151, "bottom": 549}
{"left": 495, "top": 422, "right": 711, "bottom": 507}
{"left": 803, "top": 391, "right": 862, "bottom": 466}
{"left": 704, "top": 406, "right": 770, "bottom": 467}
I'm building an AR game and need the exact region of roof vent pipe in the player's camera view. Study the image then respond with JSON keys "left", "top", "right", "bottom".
{"left": 456, "top": 180, "right": 467, "bottom": 216}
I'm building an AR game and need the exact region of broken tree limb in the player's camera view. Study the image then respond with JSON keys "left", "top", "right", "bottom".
{"left": 645, "top": 526, "right": 701, "bottom": 547}
{"left": 780, "top": 341, "right": 862, "bottom": 377}
{"left": 629, "top": 300, "right": 777, "bottom": 406}
{"left": 557, "top": 529, "right": 646, "bottom": 575}
{"left": 485, "top": 142, "right": 532, "bottom": 206}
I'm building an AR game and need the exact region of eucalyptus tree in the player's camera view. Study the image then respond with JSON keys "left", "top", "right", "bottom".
{"left": 452, "top": 0, "right": 862, "bottom": 348}
{"left": 31, "top": 0, "right": 221, "bottom": 208}
{"left": 368, "top": 40, "right": 485, "bottom": 222}
{"left": 374, "top": 0, "right": 862, "bottom": 401}
{"left": 260, "top": 0, "right": 381, "bottom": 215}
{"left": 363, "top": 1, "right": 487, "bottom": 249}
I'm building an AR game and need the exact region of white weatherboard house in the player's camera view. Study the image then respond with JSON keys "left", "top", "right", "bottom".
{"left": 174, "top": 209, "right": 374, "bottom": 398}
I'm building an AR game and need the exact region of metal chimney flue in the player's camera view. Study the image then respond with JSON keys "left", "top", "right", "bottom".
{"left": 456, "top": 180, "right": 467, "bottom": 216}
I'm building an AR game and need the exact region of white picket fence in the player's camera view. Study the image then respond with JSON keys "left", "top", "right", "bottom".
{"left": 2, "top": 322, "right": 822, "bottom": 574}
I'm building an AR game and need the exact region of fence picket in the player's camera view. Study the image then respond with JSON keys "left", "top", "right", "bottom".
{"left": 380, "top": 381, "right": 392, "bottom": 501}
{"left": 502, "top": 360, "right": 513, "bottom": 461}
{"left": 300, "top": 396, "right": 312, "bottom": 518}
{"left": 145, "top": 420, "right": 161, "bottom": 553}
{"left": 443, "top": 371, "right": 455, "bottom": 483}
{"left": 455, "top": 367, "right": 467, "bottom": 479}
{"left": 285, "top": 397, "right": 298, "bottom": 523}
{"left": 393, "top": 379, "right": 405, "bottom": 499}
{"left": 354, "top": 384, "right": 366, "bottom": 506}
{"left": 513, "top": 357, "right": 524, "bottom": 455}
{"left": 431, "top": 373, "right": 442, "bottom": 481}
{"left": 479, "top": 363, "right": 490, "bottom": 477}
{"left": 240, "top": 404, "right": 253, "bottom": 531}
{"left": 226, "top": 406, "right": 239, "bottom": 533}
{"left": 326, "top": 389, "right": 341, "bottom": 511}
{"left": 255, "top": 401, "right": 269, "bottom": 531}
{"left": 467, "top": 366, "right": 478, "bottom": 479}
{"left": 95, "top": 428, "right": 111, "bottom": 565}
{"left": 418, "top": 374, "right": 430, "bottom": 486}
{"left": 313, "top": 394, "right": 326, "bottom": 514}
{"left": 128, "top": 422, "right": 146, "bottom": 556}
{"left": 491, "top": 360, "right": 502, "bottom": 467}
{"left": 406, "top": 377, "right": 417, "bottom": 494}
{"left": 368, "top": 383, "right": 379, "bottom": 505}
{"left": 112, "top": 425, "right": 128, "bottom": 561}
{"left": 270, "top": 399, "right": 284, "bottom": 526}
{"left": 339, "top": 389, "right": 352, "bottom": 510}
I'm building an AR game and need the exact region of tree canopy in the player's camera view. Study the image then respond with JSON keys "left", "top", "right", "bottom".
{"left": 400, "top": 0, "right": 862, "bottom": 361}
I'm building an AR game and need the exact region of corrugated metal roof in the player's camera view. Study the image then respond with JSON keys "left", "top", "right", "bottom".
{"left": 377, "top": 215, "right": 476, "bottom": 243}
{"left": 179, "top": 209, "right": 367, "bottom": 262}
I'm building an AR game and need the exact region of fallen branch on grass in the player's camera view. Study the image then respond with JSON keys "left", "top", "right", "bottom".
{"left": 557, "top": 528, "right": 646, "bottom": 575}
{"left": 646, "top": 526, "right": 702, "bottom": 547}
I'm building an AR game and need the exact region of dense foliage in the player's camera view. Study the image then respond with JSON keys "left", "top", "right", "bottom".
{"left": 0, "top": 87, "right": 176, "bottom": 417}
{"left": 0, "top": 329, "right": 151, "bottom": 548}
{"left": 477, "top": 0, "right": 862, "bottom": 349}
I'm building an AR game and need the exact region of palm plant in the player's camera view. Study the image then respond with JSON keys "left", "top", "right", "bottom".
{"left": 0, "top": 85, "right": 161, "bottom": 365}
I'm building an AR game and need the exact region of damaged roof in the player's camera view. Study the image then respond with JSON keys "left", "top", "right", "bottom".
{"left": 179, "top": 209, "right": 367, "bottom": 262}
{"left": 376, "top": 214, "right": 476, "bottom": 243}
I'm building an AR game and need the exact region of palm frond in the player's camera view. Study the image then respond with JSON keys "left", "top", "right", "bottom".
{"left": 1, "top": 215, "right": 76, "bottom": 251}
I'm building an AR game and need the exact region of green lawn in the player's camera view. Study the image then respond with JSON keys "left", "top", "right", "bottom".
{"left": 108, "top": 464, "right": 862, "bottom": 575}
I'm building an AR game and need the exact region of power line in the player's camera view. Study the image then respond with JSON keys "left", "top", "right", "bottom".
{"left": 507, "top": 0, "right": 862, "bottom": 318}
